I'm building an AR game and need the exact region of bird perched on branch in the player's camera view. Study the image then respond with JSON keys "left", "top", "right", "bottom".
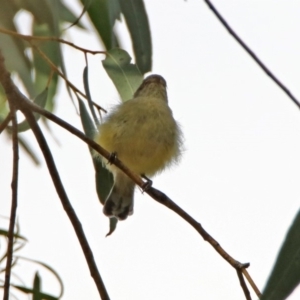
{"left": 95, "top": 74, "right": 183, "bottom": 220}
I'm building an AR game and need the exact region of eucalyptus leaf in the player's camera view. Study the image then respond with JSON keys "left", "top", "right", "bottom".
{"left": 13, "top": 284, "right": 58, "bottom": 300}
{"left": 83, "top": 66, "right": 98, "bottom": 125}
{"left": 33, "top": 272, "right": 42, "bottom": 300}
{"left": 261, "top": 210, "right": 300, "bottom": 300}
{"left": 102, "top": 48, "right": 143, "bottom": 101}
{"left": 80, "top": 0, "right": 119, "bottom": 49}
{"left": 78, "top": 97, "right": 114, "bottom": 204}
{"left": 16, "top": 255, "right": 64, "bottom": 298}
{"left": 78, "top": 97, "right": 116, "bottom": 234}
{"left": 119, "top": 0, "right": 152, "bottom": 73}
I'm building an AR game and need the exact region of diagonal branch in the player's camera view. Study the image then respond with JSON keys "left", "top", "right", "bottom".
{"left": 3, "top": 108, "right": 19, "bottom": 300}
{"left": 0, "top": 26, "right": 106, "bottom": 55}
{"left": 236, "top": 269, "right": 252, "bottom": 300}
{"left": 22, "top": 91, "right": 261, "bottom": 298}
{"left": 0, "top": 50, "right": 260, "bottom": 298}
{"left": 21, "top": 107, "right": 110, "bottom": 300}
{"left": 203, "top": 0, "right": 300, "bottom": 109}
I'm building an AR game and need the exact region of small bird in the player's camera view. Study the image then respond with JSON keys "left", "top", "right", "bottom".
{"left": 95, "top": 74, "right": 183, "bottom": 220}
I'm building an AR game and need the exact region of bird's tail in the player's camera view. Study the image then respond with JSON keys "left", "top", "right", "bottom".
{"left": 103, "top": 172, "right": 135, "bottom": 220}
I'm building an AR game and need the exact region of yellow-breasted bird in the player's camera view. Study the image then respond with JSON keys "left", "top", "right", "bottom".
{"left": 95, "top": 74, "right": 183, "bottom": 220}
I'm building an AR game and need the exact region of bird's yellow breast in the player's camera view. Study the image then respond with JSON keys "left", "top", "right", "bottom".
{"left": 95, "top": 96, "right": 181, "bottom": 176}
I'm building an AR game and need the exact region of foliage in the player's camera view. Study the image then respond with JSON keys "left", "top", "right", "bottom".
{"left": 0, "top": 219, "right": 63, "bottom": 299}
{"left": 0, "top": 0, "right": 299, "bottom": 299}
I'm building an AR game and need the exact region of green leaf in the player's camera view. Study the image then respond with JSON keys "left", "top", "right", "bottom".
{"left": 32, "top": 23, "right": 60, "bottom": 110}
{"left": 77, "top": 97, "right": 114, "bottom": 203}
{"left": 16, "top": 255, "right": 64, "bottom": 298}
{"left": 57, "top": 0, "right": 86, "bottom": 29}
{"left": 13, "top": 284, "right": 58, "bottom": 300}
{"left": 77, "top": 96, "right": 97, "bottom": 140}
{"left": 0, "top": 0, "right": 35, "bottom": 97}
{"left": 80, "top": 0, "right": 120, "bottom": 49}
{"left": 102, "top": 48, "right": 143, "bottom": 101}
{"left": 261, "top": 210, "right": 300, "bottom": 300}
{"left": 33, "top": 272, "right": 42, "bottom": 300}
{"left": 78, "top": 97, "right": 116, "bottom": 233}
{"left": 106, "top": 217, "right": 118, "bottom": 236}
{"left": 83, "top": 66, "right": 98, "bottom": 125}
{"left": 119, "top": 0, "right": 152, "bottom": 73}
{"left": 0, "top": 229, "right": 27, "bottom": 241}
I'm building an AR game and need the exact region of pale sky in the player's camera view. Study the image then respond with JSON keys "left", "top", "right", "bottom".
{"left": 1, "top": 1, "right": 300, "bottom": 299}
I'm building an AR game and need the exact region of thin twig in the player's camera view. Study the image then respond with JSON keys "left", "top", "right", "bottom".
{"left": 21, "top": 107, "right": 110, "bottom": 300}
{"left": 31, "top": 44, "right": 106, "bottom": 113}
{"left": 204, "top": 0, "right": 300, "bottom": 109}
{"left": 0, "top": 26, "right": 106, "bottom": 55}
{"left": 242, "top": 268, "right": 262, "bottom": 297}
{"left": 3, "top": 108, "right": 19, "bottom": 300}
{"left": 236, "top": 269, "right": 252, "bottom": 300}
{"left": 0, "top": 111, "right": 13, "bottom": 133}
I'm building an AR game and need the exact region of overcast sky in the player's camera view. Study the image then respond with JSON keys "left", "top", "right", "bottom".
{"left": 1, "top": 1, "right": 300, "bottom": 299}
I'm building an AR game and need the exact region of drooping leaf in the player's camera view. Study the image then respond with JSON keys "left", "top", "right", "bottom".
{"left": 119, "top": 0, "right": 152, "bottom": 73}
{"left": 32, "top": 23, "right": 60, "bottom": 110}
{"left": 58, "top": 0, "right": 86, "bottom": 29}
{"left": 78, "top": 97, "right": 117, "bottom": 234}
{"left": 16, "top": 255, "right": 64, "bottom": 298}
{"left": 33, "top": 272, "right": 42, "bottom": 300}
{"left": 102, "top": 48, "right": 143, "bottom": 101}
{"left": 0, "top": 229, "right": 27, "bottom": 241}
{"left": 13, "top": 284, "right": 58, "bottom": 300}
{"left": 261, "top": 210, "right": 300, "bottom": 300}
{"left": 80, "top": 0, "right": 120, "bottom": 49}
{"left": 83, "top": 66, "right": 98, "bottom": 125}
{"left": 0, "top": 0, "right": 35, "bottom": 97}
{"left": 106, "top": 218, "right": 118, "bottom": 237}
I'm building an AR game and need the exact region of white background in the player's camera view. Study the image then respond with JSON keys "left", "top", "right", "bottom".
{"left": 1, "top": 0, "right": 300, "bottom": 299}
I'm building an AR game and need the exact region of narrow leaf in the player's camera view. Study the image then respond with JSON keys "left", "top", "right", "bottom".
{"left": 78, "top": 98, "right": 116, "bottom": 234}
{"left": 16, "top": 255, "right": 64, "bottom": 298}
{"left": 13, "top": 284, "right": 58, "bottom": 300}
{"left": 80, "top": 0, "right": 119, "bottom": 49}
{"left": 83, "top": 66, "right": 98, "bottom": 125}
{"left": 102, "top": 48, "right": 143, "bottom": 101}
{"left": 33, "top": 272, "right": 42, "bottom": 300}
{"left": 119, "top": 0, "right": 152, "bottom": 73}
{"left": 106, "top": 218, "right": 118, "bottom": 237}
{"left": 261, "top": 210, "right": 300, "bottom": 300}
{"left": 77, "top": 97, "right": 114, "bottom": 204}
{"left": 0, "top": 229, "right": 27, "bottom": 241}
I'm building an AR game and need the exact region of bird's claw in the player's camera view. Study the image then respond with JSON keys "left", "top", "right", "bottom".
{"left": 141, "top": 174, "right": 152, "bottom": 193}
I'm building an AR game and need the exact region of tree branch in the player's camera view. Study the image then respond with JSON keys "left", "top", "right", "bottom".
{"left": 203, "top": 0, "right": 300, "bottom": 109}
{"left": 20, "top": 82, "right": 261, "bottom": 298}
{"left": 3, "top": 108, "right": 19, "bottom": 300}
{"left": 0, "top": 111, "right": 13, "bottom": 134}
{"left": 0, "top": 51, "right": 110, "bottom": 300}
{"left": 21, "top": 107, "right": 110, "bottom": 300}
{"left": 236, "top": 269, "right": 252, "bottom": 300}
{"left": 0, "top": 26, "right": 106, "bottom": 55}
